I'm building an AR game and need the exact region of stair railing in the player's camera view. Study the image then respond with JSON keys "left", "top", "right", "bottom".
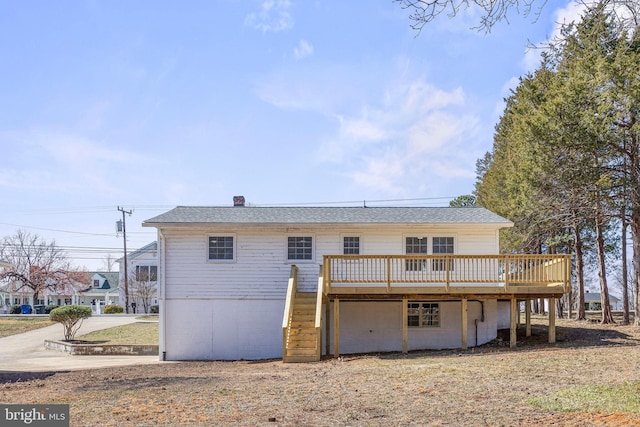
{"left": 314, "top": 265, "right": 324, "bottom": 360}
{"left": 281, "top": 265, "right": 298, "bottom": 359}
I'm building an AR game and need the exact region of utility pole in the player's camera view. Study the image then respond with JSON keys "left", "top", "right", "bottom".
{"left": 117, "top": 206, "right": 133, "bottom": 313}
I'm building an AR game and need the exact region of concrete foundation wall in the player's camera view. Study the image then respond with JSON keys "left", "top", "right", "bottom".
{"left": 164, "top": 299, "right": 285, "bottom": 360}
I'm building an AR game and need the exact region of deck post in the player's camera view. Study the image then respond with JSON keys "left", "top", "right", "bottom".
{"left": 402, "top": 298, "right": 408, "bottom": 354}
{"left": 525, "top": 299, "right": 531, "bottom": 337}
{"left": 510, "top": 298, "right": 517, "bottom": 348}
{"left": 333, "top": 298, "right": 340, "bottom": 358}
{"left": 325, "top": 297, "right": 330, "bottom": 356}
{"left": 461, "top": 298, "right": 468, "bottom": 350}
{"left": 386, "top": 257, "right": 391, "bottom": 292}
{"left": 549, "top": 298, "right": 556, "bottom": 344}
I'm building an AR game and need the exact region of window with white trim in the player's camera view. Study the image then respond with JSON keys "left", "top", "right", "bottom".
{"left": 343, "top": 236, "right": 360, "bottom": 255}
{"left": 405, "top": 236, "right": 428, "bottom": 271}
{"left": 135, "top": 265, "right": 158, "bottom": 281}
{"left": 208, "top": 236, "right": 234, "bottom": 261}
{"left": 288, "top": 236, "right": 313, "bottom": 260}
{"left": 407, "top": 302, "right": 440, "bottom": 327}
{"left": 432, "top": 237, "right": 454, "bottom": 271}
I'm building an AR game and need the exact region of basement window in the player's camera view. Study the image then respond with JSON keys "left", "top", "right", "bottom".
{"left": 407, "top": 302, "right": 440, "bottom": 328}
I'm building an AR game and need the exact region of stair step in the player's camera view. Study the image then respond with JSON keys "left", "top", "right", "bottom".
{"left": 283, "top": 354, "right": 319, "bottom": 363}
{"left": 295, "top": 292, "right": 316, "bottom": 298}
{"left": 295, "top": 304, "right": 316, "bottom": 310}
{"left": 286, "top": 347, "right": 317, "bottom": 356}
{"left": 286, "top": 340, "right": 317, "bottom": 348}
{"left": 288, "top": 330, "right": 316, "bottom": 337}
{"left": 291, "top": 320, "right": 316, "bottom": 329}
{"left": 292, "top": 310, "right": 316, "bottom": 321}
{"left": 294, "top": 310, "right": 315, "bottom": 315}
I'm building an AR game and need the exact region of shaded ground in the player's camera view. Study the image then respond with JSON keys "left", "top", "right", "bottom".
{"left": 1, "top": 316, "right": 640, "bottom": 426}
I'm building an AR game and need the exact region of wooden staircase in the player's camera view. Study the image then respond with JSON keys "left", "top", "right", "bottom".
{"left": 283, "top": 291, "right": 320, "bottom": 363}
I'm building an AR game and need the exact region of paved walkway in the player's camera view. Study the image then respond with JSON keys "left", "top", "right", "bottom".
{"left": 0, "top": 315, "right": 160, "bottom": 372}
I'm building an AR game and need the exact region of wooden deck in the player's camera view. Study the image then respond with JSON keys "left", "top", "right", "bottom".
{"left": 323, "top": 254, "right": 571, "bottom": 299}
{"left": 283, "top": 254, "right": 571, "bottom": 362}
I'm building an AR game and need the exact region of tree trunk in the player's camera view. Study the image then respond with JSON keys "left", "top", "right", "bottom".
{"left": 628, "top": 125, "right": 640, "bottom": 326}
{"left": 556, "top": 297, "right": 564, "bottom": 319}
{"left": 574, "top": 221, "right": 586, "bottom": 321}
{"left": 595, "top": 206, "right": 615, "bottom": 324}
{"left": 622, "top": 217, "right": 630, "bottom": 324}
{"left": 631, "top": 215, "right": 640, "bottom": 326}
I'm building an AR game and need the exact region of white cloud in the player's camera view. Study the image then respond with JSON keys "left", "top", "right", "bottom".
{"left": 325, "top": 78, "right": 478, "bottom": 194}
{"left": 293, "top": 39, "right": 313, "bottom": 59}
{"left": 256, "top": 59, "right": 484, "bottom": 196}
{"left": 245, "top": 0, "right": 293, "bottom": 33}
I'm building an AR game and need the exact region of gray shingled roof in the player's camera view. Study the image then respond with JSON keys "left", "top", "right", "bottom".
{"left": 143, "top": 206, "right": 513, "bottom": 226}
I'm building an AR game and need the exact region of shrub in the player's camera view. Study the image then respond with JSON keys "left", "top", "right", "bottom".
{"left": 9, "top": 305, "right": 22, "bottom": 314}
{"left": 45, "top": 305, "right": 58, "bottom": 314}
{"left": 104, "top": 304, "right": 124, "bottom": 314}
{"left": 150, "top": 305, "right": 159, "bottom": 314}
{"left": 50, "top": 305, "right": 92, "bottom": 341}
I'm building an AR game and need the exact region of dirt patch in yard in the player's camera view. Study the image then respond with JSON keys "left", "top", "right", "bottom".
{"left": 1, "top": 316, "right": 640, "bottom": 426}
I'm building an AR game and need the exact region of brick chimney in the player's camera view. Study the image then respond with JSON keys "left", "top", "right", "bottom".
{"left": 233, "top": 196, "right": 245, "bottom": 207}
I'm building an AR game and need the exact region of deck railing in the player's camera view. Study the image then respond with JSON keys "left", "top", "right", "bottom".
{"left": 323, "top": 254, "right": 571, "bottom": 293}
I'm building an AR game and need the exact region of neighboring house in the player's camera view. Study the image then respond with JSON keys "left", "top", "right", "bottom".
{"left": 0, "top": 260, "right": 13, "bottom": 312}
{"left": 143, "top": 200, "right": 571, "bottom": 362}
{"left": 582, "top": 291, "right": 621, "bottom": 311}
{"left": 117, "top": 242, "right": 158, "bottom": 313}
{"left": 73, "top": 272, "right": 120, "bottom": 312}
{"left": 1, "top": 271, "right": 118, "bottom": 313}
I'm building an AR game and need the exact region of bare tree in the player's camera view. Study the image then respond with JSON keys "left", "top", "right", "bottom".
{"left": 394, "top": 0, "right": 549, "bottom": 33}
{"left": 0, "top": 230, "right": 87, "bottom": 305}
{"left": 395, "top": 0, "right": 639, "bottom": 33}
{"left": 101, "top": 253, "right": 117, "bottom": 272}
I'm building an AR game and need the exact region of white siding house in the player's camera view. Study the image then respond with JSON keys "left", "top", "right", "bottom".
{"left": 117, "top": 242, "right": 158, "bottom": 314}
{"left": 144, "top": 204, "right": 570, "bottom": 361}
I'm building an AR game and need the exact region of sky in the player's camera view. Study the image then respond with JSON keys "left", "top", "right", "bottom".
{"left": 0, "top": 0, "right": 586, "bottom": 270}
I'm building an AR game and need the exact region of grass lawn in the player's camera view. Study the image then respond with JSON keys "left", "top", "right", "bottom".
{"left": 77, "top": 321, "right": 158, "bottom": 345}
{"left": 2, "top": 315, "right": 640, "bottom": 425}
{"left": 0, "top": 317, "right": 54, "bottom": 338}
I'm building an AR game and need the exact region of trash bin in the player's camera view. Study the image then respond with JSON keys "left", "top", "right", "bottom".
{"left": 34, "top": 305, "right": 45, "bottom": 314}
{"left": 20, "top": 304, "right": 32, "bottom": 314}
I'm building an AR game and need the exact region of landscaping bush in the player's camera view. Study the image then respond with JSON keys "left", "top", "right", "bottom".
{"left": 104, "top": 304, "right": 124, "bottom": 314}
{"left": 9, "top": 305, "right": 22, "bottom": 314}
{"left": 45, "top": 305, "right": 58, "bottom": 314}
{"left": 150, "top": 305, "right": 159, "bottom": 314}
{"left": 50, "top": 305, "right": 92, "bottom": 341}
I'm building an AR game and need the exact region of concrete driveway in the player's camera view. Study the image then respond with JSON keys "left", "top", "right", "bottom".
{"left": 0, "top": 315, "right": 160, "bottom": 373}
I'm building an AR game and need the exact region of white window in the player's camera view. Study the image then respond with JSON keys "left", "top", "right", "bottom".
{"left": 135, "top": 265, "right": 158, "bottom": 281}
{"left": 93, "top": 279, "right": 100, "bottom": 288}
{"left": 288, "top": 236, "right": 313, "bottom": 261}
{"left": 405, "top": 236, "right": 428, "bottom": 271}
{"left": 343, "top": 236, "right": 360, "bottom": 255}
{"left": 408, "top": 302, "right": 440, "bottom": 327}
{"left": 432, "top": 237, "right": 454, "bottom": 271}
{"left": 208, "top": 236, "right": 235, "bottom": 261}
